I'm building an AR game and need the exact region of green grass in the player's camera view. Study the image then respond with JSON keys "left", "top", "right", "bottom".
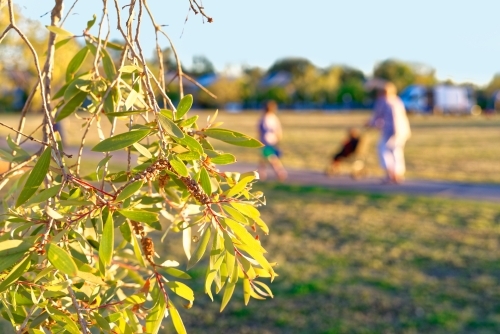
{"left": 157, "top": 183, "right": 500, "bottom": 334}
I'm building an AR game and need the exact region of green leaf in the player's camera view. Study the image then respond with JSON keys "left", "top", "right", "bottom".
{"left": 176, "top": 94, "right": 193, "bottom": 120}
{"left": 124, "top": 89, "right": 139, "bottom": 111}
{"left": 16, "top": 146, "right": 51, "bottom": 208}
{"left": 118, "top": 209, "right": 159, "bottom": 224}
{"left": 158, "top": 112, "right": 185, "bottom": 138}
{"left": 93, "top": 312, "right": 111, "bottom": 331}
{"left": 54, "top": 38, "right": 72, "bottom": 51}
{"left": 66, "top": 46, "right": 89, "bottom": 82}
{"left": 178, "top": 115, "right": 199, "bottom": 128}
{"left": 0, "top": 255, "right": 30, "bottom": 292}
{"left": 45, "top": 25, "right": 74, "bottom": 37}
{"left": 132, "top": 142, "right": 153, "bottom": 159}
{"left": 131, "top": 231, "right": 146, "bottom": 266}
{"left": 211, "top": 153, "right": 236, "bottom": 165}
{"left": 102, "top": 48, "right": 117, "bottom": 80}
{"left": 144, "top": 289, "right": 165, "bottom": 334}
{"left": 174, "top": 135, "right": 203, "bottom": 155}
{"left": 55, "top": 91, "right": 87, "bottom": 122}
{"left": 26, "top": 184, "right": 61, "bottom": 205}
{"left": 243, "top": 278, "right": 251, "bottom": 305}
{"left": 86, "top": 14, "right": 97, "bottom": 30}
{"left": 187, "top": 227, "right": 211, "bottom": 269}
{"left": 105, "top": 110, "right": 148, "bottom": 118}
{"left": 168, "top": 300, "right": 187, "bottom": 334}
{"left": 204, "top": 128, "right": 263, "bottom": 148}
{"left": 0, "top": 238, "right": 36, "bottom": 257}
{"left": 0, "top": 253, "right": 26, "bottom": 272}
{"left": 161, "top": 267, "right": 192, "bottom": 279}
{"left": 119, "top": 221, "right": 132, "bottom": 243}
{"left": 119, "top": 65, "right": 143, "bottom": 73}
{"left": 99, "top": 208, "right": 114, "bottom": 266}
{"left": 166, "top": 281, "right": 194, "bottom": 302}
{"left": 230, "top": 202, "right": 261, "bottom": 220}
{"left": 176, "top": 151, "right": 201, "bottom": 161}
{"left": 47, "top": 244, "right": 78, "bottom": 276}
{"left": 116, "top": 180, "right": 144, "bottom": 202}
{"left": 91, "top": 129, "right": 151, "bottom": 152}
{"left": 224, "top": 218, "right": 265, "bottom": 252}
{"left": 64, "top": 77, "right": 91, "bottom": 101}
{"left": 169, "top": 157, "right": 189, "bottom": 177}
{"left": 199, "top": 167, "right": 212, "bottom": 195}
{"left": 220, "top": 262, "right": 238, "bottom": 312}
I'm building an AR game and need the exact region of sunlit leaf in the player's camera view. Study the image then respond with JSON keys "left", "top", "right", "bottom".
{"left": 26, "top": 184, "right": 61, "bottom": 205}
{"left": 168, "top": 300, "right": 187, "bottom": 334}
{"left": 91, "top": 129, "right": 151, "bottom": 152}
{"left": 118, "top": 209, "right": 159, "bottom": 224}
{"left": 66, "top": 46, "right": 89, "bottom": 81}
{"left": 99, "top": 208, "right": 114, "bottom": 266}
{"left": 45, "top": 25, "right": 73, "bottom": 37}
{"left": 210, "top": 153, "right": 236, "bottom": 165}
{"left": 55, "top": 91, "right": 87, "bottom": 122}
{"left": 199, "top": 167, "right": 212, "bottom": 195}
{"left": 116, "top": 180, "right": 144, "bottom": 202}
{"left": 169, "top": 157, "right": 189, "bottom": 177}
{"left": 166, "top": 281, "right": 194, "bottom": 302}
{"left": 204, "top": 128, "right": 263, "bottom": 147}
{"left": 187, "top": 226, "right": 211, "bottom": 269}
{"left": 16, "top": 146, "right": 51, "bottom": 208}
{"left": 158, "top": 111, "right": 185, "bottom": 138}
{"left": 243, "top": 278, "right": 251, "bottom": 305}
{"left": 174, "top": 135, "right": 203, "bottom": 155}
{"left": 47, "top": 244, "right": 78, "bottom": 276}
{"left": 176, "top": 94, "right": 193, "bottom": 120}
{"left": 102, "top": 48, "right": 117, "bottom": 80}
{"left": 0, "top": 256, "right": 30, "bottom": 292}
{"left": 132, "top": 142, "right": 153, "bottom": 159}
{"left": 144, "top": 287, "right": 166, "bottom": 334}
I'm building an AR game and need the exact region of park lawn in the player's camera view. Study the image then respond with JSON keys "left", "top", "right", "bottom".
{"left": 158, "top": 183, "right": 500, "bottom": 334}
{"left": 1, "top": 111, "right": 499, "bottom": 183}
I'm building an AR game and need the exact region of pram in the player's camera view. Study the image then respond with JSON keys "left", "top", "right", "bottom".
{"left": 325, "top": 127, "right": 368, "bottom": 179}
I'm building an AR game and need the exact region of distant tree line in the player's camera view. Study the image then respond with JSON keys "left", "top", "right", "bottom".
{"left": 2, "top": 8, "right": 500, "bottom": 111}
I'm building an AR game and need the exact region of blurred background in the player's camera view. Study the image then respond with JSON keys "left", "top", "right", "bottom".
{"left": 2, "top": 1, "right": 500, "bottom": 333}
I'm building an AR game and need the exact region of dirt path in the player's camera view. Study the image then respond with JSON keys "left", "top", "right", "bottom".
{"left": 3, "top": 143, "right": 500, "bottom": 202}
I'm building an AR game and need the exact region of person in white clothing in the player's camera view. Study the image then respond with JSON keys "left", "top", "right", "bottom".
{"left": 368, "top": 82, "right": 411, "bottom": 184}
{"left": 257, "top": 100, "right": 287, "bottom": 181}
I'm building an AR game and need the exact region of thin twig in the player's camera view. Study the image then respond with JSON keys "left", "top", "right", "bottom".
{"left": 183, "top": 72, "right": 218, "bottom": 99}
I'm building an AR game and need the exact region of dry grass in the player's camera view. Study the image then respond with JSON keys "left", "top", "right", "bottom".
{"left": 1, "top": 111, "right": 499, "bottom": 183}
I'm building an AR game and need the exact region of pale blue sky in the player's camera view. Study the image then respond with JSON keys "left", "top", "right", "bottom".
{"left": 15, "top": 0, "right": 500, "bottom": 85}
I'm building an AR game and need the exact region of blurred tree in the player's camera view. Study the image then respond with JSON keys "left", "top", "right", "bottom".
{"left": 198, "top": 76, "right": 242, "bottom": 108}
{"left": 485, "top": 73, "right": 500, "bottom": 96}
{"left": 240, "top": 66, "right": 265, "bottom": 107}
{"left": 187, "top": 55, "right": 215, "bottom": 77}
{"left": 374, "top": 59, "right": 436, "bottom": 92}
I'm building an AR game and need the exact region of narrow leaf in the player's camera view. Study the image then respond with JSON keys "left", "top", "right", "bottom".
{"left": 46, "top": 25, "right": 74, "bottom": 37}
{"left": 56, "top": 91, "right": 87, "bottom": 122}
{"left": 116, "top": 180, "right": 144, "bottom": 202}
{"left": 169, "top": 157, "right": 189, "bottom": 177}
{"left": 211, "top": 153, "right": 236, "bottom": 165}
{"left": 0, "top": 255, "right": 30, "bottom": 292}
{"left": 16, "top": 146, "right": 51, "bottom": 207}
{"left": 204, "top": 128, "right": 263, "bottom": 148}
{"left": 132, "top": 142, "right": 152, "bottom": 159}
{"left": 168, "top": 300, "right": 187, "bottom": 334}
{"left": 27, "top": 184, "right": 61, "bottom": 205}
{"left": 47, "top": 244, "right": 78, "bottom": 276}
{"left": 166, "top": 281, "right": 194, "bottom": 302}
{"left": 118, "top": 209, "right": 159, "bottom": 224}
{"left": 102, "top": 48, "right": 117, "bottom": 80}
{"left": 99, "top": 208, "right": 114, "bottom": 266}
{"left": 66, "top": 46, "right": 89, "bottom": 82}
{"left": 91, "top": 129, "right": 151, "bottom": 152}
{"left": 158, "top": 112, "right": 185, "bottom": 138}
{"left": 187, "top": 227, "right": 211, "bottom": 269}
{"left": 176, "top": 94, "right": 193, "bottom": 120}
{"left": 174, "top": 135, "right": 203, "bottom": 155}
{"left": 199, "top": 167, "right": 212, "bottom": 195}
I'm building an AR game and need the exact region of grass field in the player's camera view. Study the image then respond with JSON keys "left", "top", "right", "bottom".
{"left": 1, "top": 111, "right": 499, "bottom": 183}
{"left": 158, "top": 183, "right": 500, "bottom": 334}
